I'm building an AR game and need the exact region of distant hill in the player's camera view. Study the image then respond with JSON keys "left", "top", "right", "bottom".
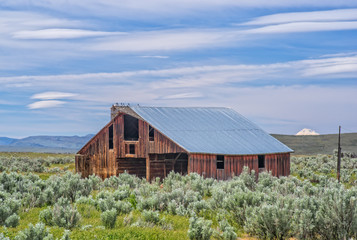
{"left": 0, "top": 137, "right": 16, "bottom": 145}
{"left": 1, "top": 133, "right": 356, "bottom": 155}
{"left": 272, "top": 133, "right": 357, "bottom": 155}
{"left": 0, "top": 134, "right": 94, "bottom": 153}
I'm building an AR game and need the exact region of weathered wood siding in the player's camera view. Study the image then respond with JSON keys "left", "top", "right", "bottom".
{"left": 116, "top": 158, "right": 146, "bottom": 178}
{"left": 265, "top": 153, "right": 290, "bottom": 177}
{"left": 76, "top": 120, "right": 115, "bottom": 179}
{"left": 148, "top": 153, "right": 188, "bottom": 181}
{"left": 189, "top": 153, "right": 290, "bottom": 180}
{"left": 149, "top": 131, "right": 185, "bottom": 154}
{"left": 189, "top": 154, "right": 217, "bottom": 178}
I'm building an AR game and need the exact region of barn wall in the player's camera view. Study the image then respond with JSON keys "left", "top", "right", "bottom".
{"left": 76, "top": 120, "right": 116, "bottom": 179}
{"left": 149, "top": 130, "right": 186, "bottom": 154}
{"left": 148, "top": 153, "right": 188, "bottom": 181}
{"left": 189, "top": 154, "right": 217, "bottom": 178}
{"left": 116, "top": 158, "right": 146, "bottom": 178}
{"left": 189, "top": 153, "right": 290, "bottom": 180}
{"left": 265, "top": 153, "right": 290, "bottom": 177}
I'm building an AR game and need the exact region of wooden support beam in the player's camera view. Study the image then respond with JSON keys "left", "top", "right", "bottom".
{"left": 146, "top": 156, "right": 150, "bottom": 181}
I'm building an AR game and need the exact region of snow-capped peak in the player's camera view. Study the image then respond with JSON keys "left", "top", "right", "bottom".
{"left": 296, "top": 128, "right": 320, "bottom": 136}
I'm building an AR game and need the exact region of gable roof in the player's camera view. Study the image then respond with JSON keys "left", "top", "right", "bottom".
{"left": 130, "top": 106, "right": 293, "bottom": 155}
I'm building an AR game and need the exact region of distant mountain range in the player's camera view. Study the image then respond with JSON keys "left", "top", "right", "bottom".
{"left": 0, "top": 134, "right": 94, "bottom": 153}
{"left": 0, "top": 133, "right": 356, "bottom": 155}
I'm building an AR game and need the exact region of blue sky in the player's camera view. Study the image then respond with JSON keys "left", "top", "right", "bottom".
{"left": 0, "top": 1, "right": 357, "bottom": 138}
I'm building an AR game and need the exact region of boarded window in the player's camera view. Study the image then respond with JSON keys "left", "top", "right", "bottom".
{"left": 109, "top": 125, "right": 113, "bottom": 149}
{"left": 129, "top": 144, "right": 135, "bottom": 154}
{"left": 149, "top": 125, "right": 154, "bottom": 141}
{"left": 217, "top": 155, "right": 224, "bottom": 169}
{"left": 124, "top": 115, "right": 139, "bottom": 141}
{"left": 258, "top": 155, "right": 265, "bottom": 168}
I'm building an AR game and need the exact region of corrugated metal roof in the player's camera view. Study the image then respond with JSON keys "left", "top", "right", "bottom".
{"left": 130, "top": 106, "right": 293, "bottom": 155}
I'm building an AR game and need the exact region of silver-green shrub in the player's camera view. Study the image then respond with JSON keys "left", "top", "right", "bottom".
{"left": 218, "top": 219, "right": 237, "bottom": 240}
{"left": 187, "top": 215, "right": 213, "bottom": 240}
{"left": 100, "top": 209, "right": 117, "bottom": 229}
{"left": 5, "top": 213, "right": 20, "bottom": 228}
{"left": 52, "top": 198, "right": 81, "bottom": 229}
{"left": 141, "top": 210, "right": 160, "bottom": 224}
{"left": 0, "top": 197, "right": 20, "bottom": 227}
{"left": 14, "top": 222, "right": 54, "bottom": 240}
{"left": 40, "top": 198, "right": 81, "bottom": 229}
{"left": 244, "top": 198, "right": 294, "bottom": 240}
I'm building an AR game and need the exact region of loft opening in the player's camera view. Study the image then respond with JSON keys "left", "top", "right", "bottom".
{"left": 149, "top": 125, "right": 154, "bottom": 141}
{"left": 217, "top": 155, "right": 224, "bottom": 169}
{"left": 258, "top": 155, "right": 265, "bottom": 168}
{"left": 108, "top": 124, "right": 113, "bottom": 149}
{"left": 129, "top": 144, "right": 135, "bottom": 154}
{"left": 124, "top": 115, "right": 139, "bottom": 141}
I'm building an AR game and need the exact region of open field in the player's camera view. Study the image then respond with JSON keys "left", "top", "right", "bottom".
{"left": 272, "top": 133, "right": 357, "bottom": 155}
{"left": 1, "top": 152, "right": 357, "bottom": 240}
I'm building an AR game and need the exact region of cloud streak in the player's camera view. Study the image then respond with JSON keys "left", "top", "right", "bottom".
{"left": 245, "top": 21, "right": 357, "bottom": 34}
{"left": 1, "top": 53, "right": 357, "bottom": 89}
{"left": 28, "top": 100, "right": 66, "bottom": 109}
{"left": 13, "top": 29, "right": 123, "bottom": 40}
{"left": 2, "top": 1, "right": 357, "bottom": 18}
{"left": 31, "top": 92, "right": 77, "bottom": 100}
{"left": 244, "top": 8, "right": 357, "bottom": 25}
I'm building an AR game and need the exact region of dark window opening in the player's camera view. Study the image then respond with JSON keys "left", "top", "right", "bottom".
{"left": 149, "top": 125, "right": 154, "bottom": 141}
{"left": 129, "top": 144, "right": 135, "bottom": 154}
{"left": 109, "top": 125, "right": 113, "bottom": 149}
{"left": 258, "top": 155, "right": 265, "bottom": 168}
{"left": 217, "top": 155, "right": 224, "bottom": 169}
{"left": 124, "top": 115, "right": 139, "bottom": 141}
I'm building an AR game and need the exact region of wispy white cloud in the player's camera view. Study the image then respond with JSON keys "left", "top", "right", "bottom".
{"left": 2, "top": 1, "right": 357, "bottom": 18}
{"left": 12, "top": 29, "right": 123, "bottom": 40}
{"left": 91, "top": 29, "right": 231, "bottom": 52}
{"left": 241, "top": 9, "right": 357, "bottom": 34}
{"left": 245, "top": 21, "right": 357, "bottom": 34}
{"left": 158, "top": 92, "right": 203, "bottom": 100}
{"left": 300, "top": 55, "right": 357, "bottom": 76}
{"left": 28, "top": 100, "right": 66, "bottom": 109}
{"left": 1, "top": 8, "right": 356, "bottom": 62}
{"left": 1, "top": 53, "right": 357, "bottom": 90}
{"left": 139, "top": 55, "right": 169, "bottom": 59}
{"left": 244, "top": 8, "right": 357, "bottom": 25}
{"left": 31, "top": 92, "right": 77, "bottom": 100}
{"left": 0, "top": 11, "right": 81, "bottom": 33}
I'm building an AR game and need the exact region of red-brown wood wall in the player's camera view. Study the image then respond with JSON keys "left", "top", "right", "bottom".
{"left": 189, "top": 153, "right": 290, "bottom": 180}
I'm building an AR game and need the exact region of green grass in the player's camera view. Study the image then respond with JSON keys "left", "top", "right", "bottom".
{"left": 1, "top": 205, "right": 190, "bottom": 240}
{"left": 0, "top": 152, "right": 76, "bottom": 179}
{"left": 0, "top": 152, "right": 74, "bottom": 159}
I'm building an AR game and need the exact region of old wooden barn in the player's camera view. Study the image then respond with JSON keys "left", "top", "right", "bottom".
{"left": 76, "top": 105, "right": 293, "bottom": 180}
